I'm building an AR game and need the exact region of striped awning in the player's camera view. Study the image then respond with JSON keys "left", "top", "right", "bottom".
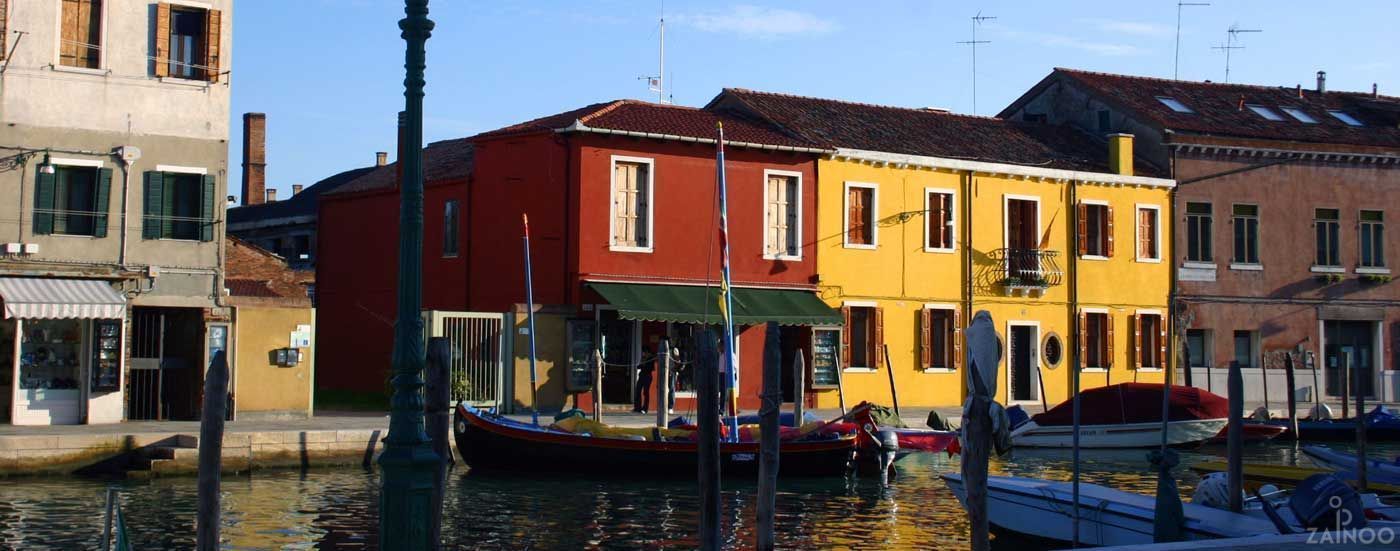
{"left": 0, "top": 277, "right": 127, "bottom": 320}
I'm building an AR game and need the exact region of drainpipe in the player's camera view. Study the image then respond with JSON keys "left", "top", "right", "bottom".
{"left": 114, "top": 146, "right": 140, "bottom": 268}
{"left": 962, "top": 170, "right": 974, "bottom": 402}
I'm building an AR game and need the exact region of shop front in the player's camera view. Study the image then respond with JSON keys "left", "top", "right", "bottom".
{"left": 0, "top": 277, "right": 127, "bottom": 425}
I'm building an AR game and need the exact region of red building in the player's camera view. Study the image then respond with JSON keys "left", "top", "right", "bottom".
{"left": 317, "top": 101, "right": 840, "bottom": 412}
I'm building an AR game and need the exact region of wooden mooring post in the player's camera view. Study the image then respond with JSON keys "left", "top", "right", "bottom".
{"left": 757, "top": 322, "right": 782, "bottom": 551}
{"left": 196, "top": 350, "right": 229, "bottom": 551}
{"left": 697, "top": 329, "right": 722, "bottom": 550}
{"left": 1227, "top": 360, "right": 1244, "bottom": 513}
{"left": 426, "top": 337, "right": 452, "bottom": 546}
{"left": 657, "top": 337, "right": 671, "bottom": 429}
{"left": 1284, "top": 352, "right": 1299, "bottom": 440}
{"left": 1351, "top": 350, "right": 1368, "bottom": 491}
{"left": 882, "top": 344, "right": 900, "bottom": 419}
{"left": 792, "top": 351, "right": 805, "bottom": 427}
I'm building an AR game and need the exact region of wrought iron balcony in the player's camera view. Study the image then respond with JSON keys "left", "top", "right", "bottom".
{"left": 995, "top": 248, "right": 1063, "bottom": 296}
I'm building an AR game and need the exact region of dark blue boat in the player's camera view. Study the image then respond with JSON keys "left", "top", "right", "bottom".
{"left": 1265, "top": 406, "right": 1400, "bottom": 441}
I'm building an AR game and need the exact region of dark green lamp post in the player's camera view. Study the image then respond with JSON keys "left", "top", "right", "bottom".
{"left": 379, "top": 1, "right": 438, "bottom": 549}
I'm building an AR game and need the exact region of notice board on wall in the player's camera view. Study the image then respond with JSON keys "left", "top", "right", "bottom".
{"left": 565, "top": 320, "right": 597, "bottom": 392}
{"left": 811, "top": 328, "right": 841, "bottom": 388}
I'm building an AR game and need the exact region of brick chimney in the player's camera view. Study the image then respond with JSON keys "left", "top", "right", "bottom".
{"left": 395, "top": 111, "right": 407, "bottom": 189}
{"left": 292, "top": 184, "right": 303, "bottom": 196}
{"left": 376, "top": 152, "right": 388, "bottom": 166}
{"left": 1317, "top": 71, "right": 1327, "bottom": 94}
{"left": 241, "top": 113, "right": 267, "bottom": 206}
{"left": 1107, "top": 133, "right": 1134, "bottom": 176}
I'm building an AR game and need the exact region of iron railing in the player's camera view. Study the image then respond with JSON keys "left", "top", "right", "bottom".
{"left": 997, "top": 248, "right": 1064, "bottom": 289}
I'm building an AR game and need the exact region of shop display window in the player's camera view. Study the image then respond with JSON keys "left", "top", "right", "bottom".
{"left": 20, "top": 319, "right": 83, "bottom": 390}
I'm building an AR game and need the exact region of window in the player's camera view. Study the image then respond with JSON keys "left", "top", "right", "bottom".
{"left": 1245, "top": 105, "right": 1284, "bottom": 121}
{"left": 154, "top": 3, "right": 222, "bottom": 82}
{"left": 1186, "top": 329, "right": 1212, "bottom": 368}
{"left": 920, "top": 307, "right": 960, "bottom": 370}
{"left": 764, "top": 172, "right": 800, "bottom": 259}
{"left": 1156, "top": 96, "right": 1194, "bottom": 113}
{"left": 1281, "top": 107, "right": 1317, "bottom": 124}
{"left": 1232, "top": 204, "right": 1260, "bottom": 264}
{"left": 1233, "top": 330, "right": 1257, "bottom": 368}
{"left": 1328, "top": 110, "right": 1363, "bottom": 127}
{"left": 32, "top": 162, "right": 112, "bottom": 238}
{"left": 1135, "top": 313, "right": 1166, "bottom": 369}
{"left": 142, "top": 170, "right": 215, "bottom": 241}
{"left": 925, "top": 189, "right": 955, "bottom": 251}
{"left": 1361, "top": 210, "right": 1385, "bottom": 268}
{"left": 610, "top": 157, "right": 652, "bottom": 251}
{"left": 1081, "top": 311, "right": 1113, "bottom": 370}
{"left": 1097, "top": 110, "right": 1111, "bottom": 133}
{"left": 844, "top": 183, "right": 877, "bottom": 248}
{"left": 841, "top": 305, "right": 882, "bottom": 370}
{"left": 443, "top": 200, "right": 460, "bottom": 257}
{"left": 1186, "top": 202, "right": 1212, "bottom": 262}
{"left": 1314, "top": 208, "right": 1341, "bottom": 267}
{"left": 1137, "top": 206, "right": 1160, "bottom": 261}
{"left": 292, "top": 235, "right": 311, "bottom": 261}
{"left": 59, "top": 0, "right": 102, "bottom": 69}
{"left": 1078, "top": 202, "right": 1113, "bottom": 257}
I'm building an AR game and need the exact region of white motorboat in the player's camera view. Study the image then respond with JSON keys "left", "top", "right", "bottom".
{"left": 1011, "top": 418, "right": 1228, "bottom": 449}
{"left": 1010, "top": 383, "right": 1228, "bottom": 449}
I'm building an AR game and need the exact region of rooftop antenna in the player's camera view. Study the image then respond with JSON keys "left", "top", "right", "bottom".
{"left": 1211, "top": 24, "right": 1261, "bottom": 84}
{"left": 637, "top": 3, "right": 668, "bottom": 104}
{"left": 1173, "top": 2, "right": 1210, "bottom": 80}
{"left": 956, "top": 11, "right": 996, "bottom": 115}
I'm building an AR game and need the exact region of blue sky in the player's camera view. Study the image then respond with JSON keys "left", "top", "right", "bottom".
{"left": 230, "top": 0, "right": 1399, "bottom": 200}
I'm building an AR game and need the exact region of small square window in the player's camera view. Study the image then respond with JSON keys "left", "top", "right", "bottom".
{"left": 1280, "top": 107, "right": 1317, "bottom": 123}
{"left": 1246, "top": 105, "right": 1285, "bottom": 121}
{"left": 1155, "top": 96, "right": 1194, "bottom": 113}
{"left": 1328, "top": 110, "right": 1364, "bottom": 126}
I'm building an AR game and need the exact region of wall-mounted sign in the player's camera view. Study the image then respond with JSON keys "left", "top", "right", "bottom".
{"left": 811, "top": 328, "right": 842, "bottom": 387}
{"left": 289, "top": 324, "right": 312, "bottom": 348}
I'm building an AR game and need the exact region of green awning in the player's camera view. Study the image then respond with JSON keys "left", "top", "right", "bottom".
{"left": 588, "top": 282, "right": 842, "bottom": 326}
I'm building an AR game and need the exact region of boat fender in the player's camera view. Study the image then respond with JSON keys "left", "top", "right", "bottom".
{"left": 455, "top": 419, "right": 467, "bottom": 434}
{"left": 1289, "top": 474, "right": 1367, "bottom": 530}
{"left": 1251, "top": 406, "right": 1272, "bottom": 421}
{"left": 1192, "top": 472, "right": 1238, "bottom": 510}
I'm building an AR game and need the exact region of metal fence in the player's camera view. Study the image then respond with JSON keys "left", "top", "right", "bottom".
{"left": 426, "top": 311, "right": 505, "bottom": 406}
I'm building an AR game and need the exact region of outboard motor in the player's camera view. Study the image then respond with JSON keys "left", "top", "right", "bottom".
{"left": 1289, "top": 474, "right": 1367, "bottom": 531}
{"left": 876, "top": 430, "right": 900, "bottom": 483}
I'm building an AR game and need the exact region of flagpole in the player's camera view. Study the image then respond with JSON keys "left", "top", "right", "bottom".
{"left": 716, "top": 122, "right": 740, "bottom": 443}
{"left": 523, "top": 214, "right": 540, "bottom": 426}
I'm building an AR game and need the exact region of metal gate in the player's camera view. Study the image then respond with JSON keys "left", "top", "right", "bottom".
{"left": 128, "top": 309, "right": 165, "bottom": 420}
{"left": 426, "top": 311, "right": 505, "bottom": 406}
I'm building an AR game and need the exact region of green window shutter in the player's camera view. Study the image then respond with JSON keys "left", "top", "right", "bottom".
{"left": 93, "top": 168, "right": 113, "bottom": 238}
{"left": 200, "top": 174, "right": 216, "bottom": 241}
{"left": 161, "top": 173, "right": 176, "bottom": 238}
{"left": 32, "top": 165, "right": 56, "bottom": 235}
{"left": 143, "top": 171, "right": 164, "bottom": 239}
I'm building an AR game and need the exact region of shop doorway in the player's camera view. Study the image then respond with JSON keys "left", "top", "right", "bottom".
{"left": 1008, "top": 322, "right": 1039, "bottom": 404}
{"left": 0, "top": 320, "right": 14, "bottom": 423}
{"left": 128, "top": 307, "right": 205, "bottom": 420}
{"left": 1324, "top": 320, "right": 1376, "bottom": 399}
{"left": 779, "top": 326, "right": 804, "bottom": 403}
{"left": 597, "top": 309, "right": 637, "bottom": 405}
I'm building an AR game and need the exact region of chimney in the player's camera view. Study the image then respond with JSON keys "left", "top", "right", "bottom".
{"left": 1316, "top": 71, "right": 1327, "bottom": 94}
{"left": 1107, "top": 133, "right": 1134, "bottom": 176}
{"left": 395, "top": 111, "right": 407, "bottom": 189}
{"left": 1375, "top": 83, "right": 1380, "bottom": 99}
{"left": 1296, "top": 84, "right": 1303, "bottom": 99}
{"left": 292, "top": 184, "right": 303, "bottom": 196}
{"left": 266, "top": 188, "right": 278, "bottom": 202}
{"left": 241, "top": 113, "right": 267, "bottom": 206}
{"left": 226, "top": 195, "right": 236, "bottom": 207}
{"left": 376, "top": 152, "right": 388, "bottom": 166}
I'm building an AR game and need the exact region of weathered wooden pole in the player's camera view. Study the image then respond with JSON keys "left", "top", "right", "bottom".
{"left": 425, "top": 337, "right": 452, "bottom": 547}
{"left": 657, "top": 337, "right": 670, "bottom": 428}
{"left": 1351, "top": 350, "right": 1367, "bottom": 492}
{"left": 882, "top": 344, "right": 901, "bottom": 419}
{"left": 697, "top": 329, "right": 722, "bottom": 550}
{"left": 1341, "top": 350, "right": 1350, "bottom": 420}
{"left": 835, "top": 347, "right": 848, "bottom": 417}
{"left": 1284, "top": 352, "right": 1299, "bottom": 440}
{"left": 102, "top": 487, "right": 116, "bottom": 551}
{"left": 1181, "top": 338, "right": 1193, "bottom": 388}
{"left": 757, "top": 322, "right": 782, "bottom": 551}
{"left": 1260, "top": 350, "right": 1270, "bottom": 416}
{"left": 792, "top": 351, "right": 805, "bottom": 426}
{"left": 593, "top": 348, "right": 603, "bottom": 423}
{"left": 1227, "top": 360, "right": 1244, "bottom": 513}
{"left": 196, "top": 350, "right": 229, "bottom": 551}
{"left": 962, "top": 312, "right": 999, "bottom": 551}
{"left": 522, "top": 214, "right": 540, "bottom": 426}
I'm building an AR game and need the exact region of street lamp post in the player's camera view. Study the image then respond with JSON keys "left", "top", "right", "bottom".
{"left": 379, "top": 1, "right": 438, "bottom": 549}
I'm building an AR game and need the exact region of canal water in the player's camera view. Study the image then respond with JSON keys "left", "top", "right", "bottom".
{"left": 0, "top": 441, "right": 1392, "bottom": 549}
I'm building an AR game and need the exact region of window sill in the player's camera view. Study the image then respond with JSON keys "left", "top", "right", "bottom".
{"left": 1081, "top": 367, "right": 1108, "bottom": 373}
{"left": 48, "top": 233, "right": 103, "bottom": 239}
{"left": 763, "top": 254, "right": 803, "bottom": 262}
{"left": 1135, "top": 257, "right": 1163, "bottom": 264}
{"left": 442, "top": 254, "right": 460, "bottom": 259}
{"left": 1182, "top": 261, "right": 1216, "bottom": 269}
{"left": 1229, "top": 263, "right": 1263, "bottom": 271}
{"left": 922, "top": 368, "right": 956, "bottom": 374}
{"left": 1310, "top": 265, "right": 1346, "bottom": 274}
{"left": 843, "top": 367, "right": 877, "bottom": 373}
{"left": 1136, "top": 368, "right": 1164, "bottom": 373}
{"left": 609, "top": 245, "right": 654, "bottom": 254}
{"left": 673, "top": 391, "right": 697, "bottom": 398}
{"left": 51, "top": 65, "right": 109, "bottom": 77}
{"left": 1357, "top": 267, "right": 1391, "bottom": 275}
{"left": 152, "top": 238, "right": 205, "bottom": 243}
{"left": 924, "top": 247, "right": 956, "bottom": 254}
{"left": 842, "top": 243, "right": 877, "bottom": 250}
{"left": 159, "top": 76, "right": 212, "bottom": 88}
{"left": 1080, "top": 255, "right": 1109, "bottom": 261}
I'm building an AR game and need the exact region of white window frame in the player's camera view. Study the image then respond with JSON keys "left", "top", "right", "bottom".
{"left": 842, "top": 182, "right": 879, "bottom": 250}
{"left": 50, "top": 0, "right": 109, "bottom": 75}
{"left": 1280, "top": 106, "right": 1317, "bottom": 124}
{"left": 1328, "top": 110, "right": 1363, "bottom": 127}
{"left": 842, "top": 300, "right": 878, "bottom": 372}
{"left": 1079, "top": 198, "right": 1110, "bottom": 261}
{"left": 1245, "top": 104, "right": 1284, "bottom": 121}
{"left": 761, "top": 169, "right": 803, "bottom": 261}
{"left": 50, "top": 157, "right": 105, "bottom": 168}
{"left": 1359, "top": 209, "right": 1387, "bottom": 271}
{"left": 923, "top": 187, "right": 957, "bottom": 253}
{"left": 1135, "top": 308, "right": 1165, "bottom": 372}
{"left": 1005, "top": 319, "right": 1042, "bottom": 405}
{"left": 1230, "top": 202, "right": 1261, "bottom": 269}
{"left": 1135, "top": 203, "right": 1163, "bottom": 263}
{"left": 155, "top": 164, "right": 207, "bottom": 175}
{"left": 1185, "top": 328, "right": 1214, "bottom": 369}
{"left": 1155, "top": 96, "right": 1194, "bottom": 113}
{"left": 608, "top": 155, "right": 655, "bottom": 253}
{"left": 922, "top": 302, "right": 958, "bottom": 373}
{"left": 1312, "top": 206, "right": 1342, "bottom": 269}
{"left": 1002, "top": 193, "right": 1042, "bottom": 252}
{"left": 1081, "top": 307, "right": 1111, "bottom": 372}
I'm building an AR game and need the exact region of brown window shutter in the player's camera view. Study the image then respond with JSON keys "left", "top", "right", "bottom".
{"left": 60, "top": 0, "right": 79, "bottom": 67}
{"left": 1132, "top": 314, "right": 1142, "bottom": 369}
{"left": 154, "top": 3, "right": 171, "bottom": 77}
{"left": 873, "top": 306, "right": 885, "bottom": 369}
{"left": 841, "top": 306, "right": 852, "bottom": 369}
{"left": 1078, "top": 311, "right": 1088, "bottom": 368}
{"left": 1158, "top": 315, "right": 1169, "bottom": 369}
{"left": 1106, "top": 313, "right": 1115, "bottom": 369}
{"left": 1076, "top": 203, "right": 1088, "bottom": 256}
{"left": 847, "top": 189, "right": 859, "bottom": 243}
{"left": 951, "top": 308, "right": 963, "bottom": 370}
{"left": 919, "top": 309, "right": 932, "bottom": 368}
{"left": 204, "top": 9, "right": 222, "bottom": 82}
{"left": 1105, "top": 205, "right": 1115, "bottom": 257}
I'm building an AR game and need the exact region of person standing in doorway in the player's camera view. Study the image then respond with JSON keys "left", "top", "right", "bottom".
{"left": 634, "top": 346, "right": 655, "bottom": 413}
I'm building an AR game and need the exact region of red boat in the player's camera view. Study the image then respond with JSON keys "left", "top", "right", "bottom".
{"left": 848, "top": 401, "right": 961, "bottom": 455}
{"left": 1206, "top": 422, "right": 1288, "bottom": 444}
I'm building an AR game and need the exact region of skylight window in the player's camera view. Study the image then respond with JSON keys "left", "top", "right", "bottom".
{"left": 1155, "top": 96, "right": 1194, "bottom": 113}
{"left": 1328, "top": 110, "right": 1363, "bottom": 126}
{"left": 1280, "top": 107, "right": 1317, "bottom": 124}
{"left": 1246, "top": 104, "right": 1284, "bottom": 121}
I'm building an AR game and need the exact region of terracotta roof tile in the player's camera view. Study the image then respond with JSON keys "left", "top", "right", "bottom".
{"left": 225, "top": 278, "right": 279, "bottom": 298}
{"left": 327, "top": 139, "right": 474, "bottom": 196}
{"left": 227, "top": 165, "right": 376, "bottom": 224}
{"left": 472, "top": 100, "right": 817, "bottom": 149}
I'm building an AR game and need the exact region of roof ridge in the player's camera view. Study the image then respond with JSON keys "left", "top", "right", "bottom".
{"left": 576, "top": 99, "right": 630, "bottom": 124}
{"left": 1054, "top": 66, "right": 1394, "bottom": 98}
{"left": 725, "top": 87, "right": 1004, "bottom": 121}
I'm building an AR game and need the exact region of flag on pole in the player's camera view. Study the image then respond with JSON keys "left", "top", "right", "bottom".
{"left": 715, "top": 122, "right": 740, "bottom": 441}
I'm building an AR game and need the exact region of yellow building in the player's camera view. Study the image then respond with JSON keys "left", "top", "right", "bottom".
{"left": 709, "top": 90, "right": 1176, "bottom": 408}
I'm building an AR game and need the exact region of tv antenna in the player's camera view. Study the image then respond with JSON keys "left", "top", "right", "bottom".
{"left": 956, "top": 11, "right": 996, "bottom": 115}
{"left": 1173, "top": 2, "right": 1209, "bottom": 80}
{"left": 637, "top": 3, "right": 668, "bottom": 104}
{"left": 1211, "top": 24, "right": 1261, "bottom": 83}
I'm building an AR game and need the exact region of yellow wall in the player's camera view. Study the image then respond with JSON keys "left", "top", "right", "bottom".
{"left": 511, "top": 312, "right": 571, "bottom": 412}
{"left": 233, "top": 307, "right": 314, "bottom": 417}
{"left": 814, "top": 157, "right": 1172, "bottom": 408}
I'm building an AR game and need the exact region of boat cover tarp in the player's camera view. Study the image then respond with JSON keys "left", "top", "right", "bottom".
{"left": 1031, "top": 383, "right": 1227, "bottom": 427}
{"left": 587, "top": 282, "right": 842, "bottom": 326}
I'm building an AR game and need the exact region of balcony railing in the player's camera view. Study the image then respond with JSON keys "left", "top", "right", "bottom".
{"left": 996, "top": 248, "right": 1064, "bottom": 295}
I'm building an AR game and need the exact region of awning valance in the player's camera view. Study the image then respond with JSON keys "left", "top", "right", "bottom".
{"left": 588, "top": 282, "right": 841, "bottom": 326}
{"left": 0, "top": 277, "right": 127, "bottom": 320}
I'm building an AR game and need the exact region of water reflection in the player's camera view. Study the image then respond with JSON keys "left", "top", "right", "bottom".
{"left": 0, "top": 441, "right": 1394, "bottom": 549}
